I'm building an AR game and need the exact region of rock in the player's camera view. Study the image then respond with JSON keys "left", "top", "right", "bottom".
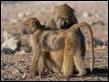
{"left": 83, "top": 11, "right": 90, "bottom": 18}
{"left": 93, "top": 38, "right": 104, "bottom": 47}
{"left": 22, "top": 73, "right": 26, "bottom": 79}
{"left": 1, "top": 48, "right": 15, "bottom": 55}
{"left": 1, "top": 37, "right": 19, "bottom": 50}
{"left": 25, "top": 12, "right": 31, "bottom": 16}
{"left": 18, "top": 12, "right": 25, "bottom": 19}
{"left": 12, "top": 69, "right": 19, "bottom": 74}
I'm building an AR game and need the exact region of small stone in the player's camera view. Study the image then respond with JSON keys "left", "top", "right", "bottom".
{"left": 1, "top": 37, "right": 19, "bottom": 50}
{"left": 25, "top": 12, "right": 31, "bottom": 16}
{"left": 22, "top": 73, "right": 26, "bottom": 79}
{"left": 83, "top": 11, "right": 90, "bottom": 18}
{"left": 18, "top": 12, "right": 25, "bottom": 19}
{"left": 12, "top": 69, "right": 19, "bottom": 74}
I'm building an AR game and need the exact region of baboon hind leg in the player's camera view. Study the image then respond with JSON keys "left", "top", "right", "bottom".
{"left": 62, "top": 54, "right": 75, "bottom": 77}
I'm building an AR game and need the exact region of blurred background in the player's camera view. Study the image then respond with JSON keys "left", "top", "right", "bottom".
{"left": 1, "top": 1, "right": 108, "bottom": 81}
{"left": 1, "top": 1, "right": 108, "bottom": 54}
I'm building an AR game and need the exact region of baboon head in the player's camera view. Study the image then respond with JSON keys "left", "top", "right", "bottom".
{"left": 22, "top": 18, "right": 41, "bottom": 34}
{"left": 53, "top": 4, "right": 78, "bottom": 29}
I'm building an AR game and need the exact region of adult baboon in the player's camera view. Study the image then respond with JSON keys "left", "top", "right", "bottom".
{"left": 45, "top": 3, "right": 92, "bottom": 74}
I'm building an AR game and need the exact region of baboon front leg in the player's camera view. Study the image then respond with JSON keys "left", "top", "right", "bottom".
{"left": 61, "top": 38, "right": 75, "bottom": 77}
{"left": 62, "top": 54, "right": 74, "bottom": 77}
{"left": 38, "top": 53, "right": 46, "bottom": 77}
{"left": 29, "top": 51, "right": 41, "bottom": 78}
{"left": 73, "top": 53, "right": 86, "bottom": 77}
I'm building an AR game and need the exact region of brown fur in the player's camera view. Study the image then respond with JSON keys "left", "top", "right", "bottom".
{"left": 45, "top": 3, "right": 94, "bottom": 73}
{"left": 45, "top": 4, "right": 87, "bottom": 75}
{"left": 23, "top": 18, "right": 94, "bottom": 78}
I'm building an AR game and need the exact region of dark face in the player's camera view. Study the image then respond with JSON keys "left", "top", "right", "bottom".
{"left": 54, "top": 4, "right": 78, "bottom": 29}
{"left": 54, "top": 16, "right": 76, "bottom": 29}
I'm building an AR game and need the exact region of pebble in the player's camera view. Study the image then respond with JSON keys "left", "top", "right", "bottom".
{"left": 12, "top": 69, "right": 19, "bottom": 74}
{"left": 22, "top": 73, "right": 26, "bottom": 79}
{"left": 18, "top": 12, "right": 25, "bottom": 19}
{"left": 1, "top": 37, "right": 19, "bottom": 50}
{"left": 83, "top": 11, "right": 90, "bottom": 18}
{"left": 25, "top": 12, "right": 31, "bottom": 16}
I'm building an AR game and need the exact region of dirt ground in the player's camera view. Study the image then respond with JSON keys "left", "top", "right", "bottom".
{"left": 1, "top": 1, "right": 108, "bottom": 81}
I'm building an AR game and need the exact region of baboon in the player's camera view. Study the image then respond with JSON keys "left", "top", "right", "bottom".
{"left": 23, "top": 18, "right": 94, "bottom": 78}
{"left": 45, "top": 3, "right": 91, "bottom": 74}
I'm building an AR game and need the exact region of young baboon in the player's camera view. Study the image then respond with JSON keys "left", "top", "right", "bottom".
{"left": 23, "top": 18, "right": 94, "bottom": 78}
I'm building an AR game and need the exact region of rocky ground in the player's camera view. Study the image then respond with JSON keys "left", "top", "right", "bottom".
{"left": 1, "top": 1, "right": 108, "bottom": 81}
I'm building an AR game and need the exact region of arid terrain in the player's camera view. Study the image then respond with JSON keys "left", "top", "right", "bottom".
{"left": 1, "top": 1, "right": 108, "bottom": 81}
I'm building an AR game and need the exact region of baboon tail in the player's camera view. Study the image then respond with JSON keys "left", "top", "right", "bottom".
{"left": 69, "top": 22, "right": 94, "bottom": 72}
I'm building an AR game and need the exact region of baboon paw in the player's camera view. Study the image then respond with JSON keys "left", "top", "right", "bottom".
{"left": 28, "top": 71, "right": 38, "bottom": 78}
{"left": 75, "top": 71, "right": 86, "bottom": 77}
{"left": 62, "top": 73, "right": 72, "bottom": 78}
{"left": 28, "top": 73, "right": 34, "bottom": 79}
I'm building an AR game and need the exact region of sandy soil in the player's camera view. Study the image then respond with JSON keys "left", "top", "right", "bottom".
{"left": 1, "top": 1, "right": 108, "bottom": 81}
